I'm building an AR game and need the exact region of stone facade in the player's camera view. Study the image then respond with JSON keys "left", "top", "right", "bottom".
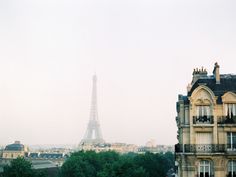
{"left": 2, "top": 141, "right": 28, "bottom": 159}
{"left": 175, "top": 63, "right": 236, "bottom": 177}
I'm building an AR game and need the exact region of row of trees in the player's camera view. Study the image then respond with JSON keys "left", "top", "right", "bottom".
{"left": 1, "top": 151, "right": 174, "bottom": 177}
{"left": 60, "top": 151, "right": 174, "bottom": 177}
{"left": 1, "top": 157, "right": 48, "bottom": 177}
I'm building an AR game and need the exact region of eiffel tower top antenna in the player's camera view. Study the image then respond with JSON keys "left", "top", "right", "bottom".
{"left": 90, "top": 74, "right": 98, "bottom": 121}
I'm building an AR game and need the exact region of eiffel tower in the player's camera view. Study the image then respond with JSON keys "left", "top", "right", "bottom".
{"left": 80, "top": 75, "right": 105, "bottom": 145}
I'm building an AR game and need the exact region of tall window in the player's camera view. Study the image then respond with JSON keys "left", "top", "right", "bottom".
{"left": 227, "top": 132, "right": 236, "bottom": 150}
{"left": 196, "top": 106, "right": 211, "bottom": 117}
{"left": 199, "top": 160, "right": 211, "bottom": 177}
{"left": 196, "top": 106, "right": 212, "bottom": 123}
{"left": 228, "top": 160, "right": 236, "bottom": 177}
{"left": 224, "top": 104, "right": 236, "bottom": 118}
{"left": 196, "top": 133, "right": 213, "bottom": 152}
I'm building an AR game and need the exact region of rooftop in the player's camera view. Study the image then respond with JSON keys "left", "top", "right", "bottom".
{"left": 188, "top": 74, "right": 236, "bottom": 103}
{"left": 4, "top": 141, "right": 25, "bottom": 151}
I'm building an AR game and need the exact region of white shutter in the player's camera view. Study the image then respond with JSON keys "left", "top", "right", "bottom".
{"left": 201, "top": 106, "right": 204, "bottom": 117}
{"left": 196, "top": 133, "right": 213, "bottom": 144}
{"left": 233, "top": 104, "right": 236, "bottom": 116}
{"left": 206, "top": 106, "right": 210, "bottom": 116}
{"left": 224, "top": 104, "right": 228, "bottom": 116}
{"left": 229, "top": 104, "right": 232, "bottom": 118}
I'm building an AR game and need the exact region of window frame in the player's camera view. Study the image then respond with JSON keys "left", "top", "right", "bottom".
{"left": 228, "top": 160, "right": 236, "bottom": 177}
{"left": 227, "top": 132, "right": 236, "bottom": 150}
{"left": 198, "top": 160, "right": 211, "bottom": 177}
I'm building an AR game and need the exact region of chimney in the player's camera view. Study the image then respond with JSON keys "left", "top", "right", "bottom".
{"left": 213, "top": 62, "right": 220, "bottom": 84}
{"left": 191, "top": 67, "right": 208, "bottom": 84}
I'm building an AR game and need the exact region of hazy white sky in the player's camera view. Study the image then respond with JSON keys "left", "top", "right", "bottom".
{"left": 0, "top": 0, "right": 236, "bottom": 146}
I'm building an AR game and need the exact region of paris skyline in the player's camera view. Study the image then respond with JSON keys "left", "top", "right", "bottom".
{"left": 0, "top": 0, "right": 236, "bottom": 145}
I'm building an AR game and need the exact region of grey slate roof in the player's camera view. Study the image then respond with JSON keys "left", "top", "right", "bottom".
{"left": 29, "top": 153, "right": 39, "bottom": 158}
{"left": 5, "top": 143, "right": 24, "bottom": 151}
{"left": 188, "top": 74, "right": 236, "bottom": 104}
{"left": 39, "top": 153, "right": 63, "bottom": 159}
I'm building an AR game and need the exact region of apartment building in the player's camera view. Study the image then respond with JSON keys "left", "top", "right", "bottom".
{"left": 175, "top": 63, "right": 236, "bottom": 177}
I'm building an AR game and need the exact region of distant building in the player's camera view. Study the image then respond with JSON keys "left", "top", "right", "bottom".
{"left": 27, "top": 152, "right": 67, "bottom": 167}
{"left": 175, "top": 63, "right": 236, "bottom": 177}
{"left": 79, "top": 142, "right": 138, "bottom": 153}
{"left": 2, "top": 141, "right": 28, "bottom": 159}
{"left": 138, "top": 145, "right": 174, "bottom": 154}
{"left": 0, "top": 141, "right": 68, "bottom": 170}
{"left": 145, "top": 139, "right": 156, "bottom": 147}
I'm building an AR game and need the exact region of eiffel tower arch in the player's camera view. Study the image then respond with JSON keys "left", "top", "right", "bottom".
{"left": 80, "top": 75, "right": 105, "bottom": 145}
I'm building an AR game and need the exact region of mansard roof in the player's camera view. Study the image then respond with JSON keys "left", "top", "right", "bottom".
{"left": 39, "top": 153, "right": 64, "bottom": 159}
{"left": 188, "top": 74, "right": 236, "bottom": 104}
{"left": 5, "top": 143, "right": 24, "bottom": 151}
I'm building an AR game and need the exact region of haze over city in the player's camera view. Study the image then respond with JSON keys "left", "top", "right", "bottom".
{"left": 0, "top": 0, "right": 236, "bottom": 146}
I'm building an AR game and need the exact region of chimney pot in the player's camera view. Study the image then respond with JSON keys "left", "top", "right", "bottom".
{"left": 213, "top": 62, "right": 220, "bottom": 84}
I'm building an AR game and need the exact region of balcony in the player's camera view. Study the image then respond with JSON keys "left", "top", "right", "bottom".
{"left": 193, "top": 116, "right": 214, "bottom": 124}
{"left": 175, "top": 144, "right": 226, "bottom": 153}
{"left": 217, "top": 116, "right": 236, "bottom": 124}
{"left": 226, "top": 144, "right": 236, "bottom": 151}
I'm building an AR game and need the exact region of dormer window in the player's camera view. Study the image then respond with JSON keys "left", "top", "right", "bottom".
{"left": 224, "top": 104, "right": 236, "bottom": 118}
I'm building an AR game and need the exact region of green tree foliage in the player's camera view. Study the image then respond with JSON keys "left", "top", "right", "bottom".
{"left": 1, "top": 151, "right": 174, "bottom": 177}
{"left": 2, "top": 157, "right": 49, "bottom": 177}
{"left": 59, "top": 151, "right": 99, "bottom": 177}
{"left": 34, "top": 170, "right": 48, "bottom": 177}
{"left": 3, "top": 157, "right": 34, "bottom": 177}
{"left": 134, "top": 152, "right": 174, "bottom": 177}
{"left": 98, "top": 156, "right": 148, "bottom": 177}
{"left": 59, "top": 151, "right": 174, "bottom": 177}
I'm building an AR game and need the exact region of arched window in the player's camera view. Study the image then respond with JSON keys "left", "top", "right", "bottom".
{"left": 198, "top": 160, "right": 211, "bottom": 177}
{"left": 228, "top": 160, "right": 236, "bottom": 177}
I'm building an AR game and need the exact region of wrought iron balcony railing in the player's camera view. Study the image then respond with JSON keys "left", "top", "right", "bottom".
{"left": 193, "top": 116, "right": 214, "bottom": 124}
{"left": 175, "top": 144, "right": 227, "bottom": 153}
{"left": 217, "top": 116, "right": 236, "bottom": 124}
{"left": 198, "top": 175, "right": 214, "bottom": 177}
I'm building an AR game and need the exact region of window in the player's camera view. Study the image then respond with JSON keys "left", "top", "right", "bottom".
{"left": 196, "top": 133, "right": 213, "bottom": 144}
{"left": 228, "top": 160, "right": 236, "bottom": 177}
{"left": 196, "top": 106, "right": 212, "bottom": 123}
{"left": 198, "top": 160, "right": 211, "bottom": 177}
{"left": 224, "top": 104, "right": 236, "bottom": 118}
{"left": 227, "top": 132, "right": 236, "bottom": 150}
{"left": 196, "top": 106, "right": 211, "bottom": 117}
{"left": 196, "top": 133, "right": 213, "bottom": 152}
